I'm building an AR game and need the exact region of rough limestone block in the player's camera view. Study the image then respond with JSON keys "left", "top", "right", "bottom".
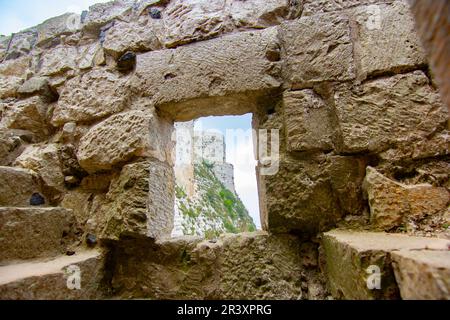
{"left": 17, "top": 77, "right": 56, "bottom": 101}
{"left": 36, "top": 13, "right": 81, "bottom": 47}
{"left": 77, "top": 110, "right": 173, "bottom": 174}
{"left": 363, "top": 167, "right": 449, "bottom": 230}
{"left": 0, "top": 97, "right": 50, "bottom": 140}
{"left": 334, "top": 71, "right": 448, "bottom": 153}
{"left": 163, "top": 0, "right": 230, "bottom": 48}
{"left": 83, "top": 0, "right": 135, "bottom": 31}
{"left": 283, "top": 89, "right": 334, "bottom": 152}
{"left": 392, "top": 250, "right": 450, "bottom": 300}
{"left": 279, "top": 13, "right": 355, "bottom": 88}
{"left": 0, "top": 207, "right": 76, "bottom": 263}
{"left": 0, "top": 56, "right": 31, "bottom": 78}
{"left": 111, "top": 232, "right": 319, "bottom": 299}
{"left": 133, "top": 27, "right": 281, "bottom": 120}
{"left": 352, "top": 1, "right": 427, "bottom": 79}
{"left": 0, "top": 250, "right": 105, "bottom": 299}
{"left": 51, "top": 69, "right": 131, "bottom": 126}
{"left": 302, "top": 0, "right": 395, "bottom": 16}
{"left": 229, "top": 0, "right": 303, "bottom": 28}
{"left": 322, "top": 230, "right": 450, "bottom": 300}
{"left": 102, "top": 18, "right": 163, "bottom": 58}
{"left": 0, "top": 76, "right": 23, "bottom": 99}
{"left": 14, "top": 144, "right": 65, "bottom": 192}
{"left": 39, "top": 45, "right": 78, "bottom": 76}
{"left": 4, "top": 29, "right": 37, "bottom": 60}
{"left": 101, "top": 160, "right": 175, "bottom": 241}
{"left": 0, "top": 166, "right": 42, "bottom": 207}
{"left": 0, "top": 129, "right": 25, "bottom": 166}
{"left": 259, "top": 156, "right": 348, "bottom": 235}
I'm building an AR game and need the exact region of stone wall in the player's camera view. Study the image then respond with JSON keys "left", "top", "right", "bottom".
{"left": 0, "top": 0, "right": 449, "bottom": 300}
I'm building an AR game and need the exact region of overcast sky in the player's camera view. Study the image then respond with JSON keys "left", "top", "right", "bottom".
{"left": 0, "top": 0, "right": 110, "bottom": 35}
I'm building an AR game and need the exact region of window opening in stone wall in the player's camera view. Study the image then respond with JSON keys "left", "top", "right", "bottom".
{"left": 171, "top": 114, "right": 260, "bottom": 238}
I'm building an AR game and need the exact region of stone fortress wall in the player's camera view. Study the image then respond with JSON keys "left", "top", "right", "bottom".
{"left": 0, "top": 0, "right": 449, "bottom": 300}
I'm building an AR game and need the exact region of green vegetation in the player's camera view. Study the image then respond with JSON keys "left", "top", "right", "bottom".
{"left": 176, "top": 161, "right": 256, "bottom": 237}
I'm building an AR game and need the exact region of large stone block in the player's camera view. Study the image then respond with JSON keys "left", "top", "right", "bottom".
{"left": 39, "top": 45, "right": 78, "bottom": 76}
{"left": 3, "top": 29, "right": 37, "bottom": 60}
{"left": 0, "top": 166, "right": 42, "bottom": 207}
{"left": 0, "top": 129, "right": 25, "bottom": 166}
{"left": 334, "top": 71, "right": 448, "bottom": 153}
{"left": 0, "top": 250, "right": 105, "bottom": 299}
{"left": 132, "top": 27, "right": 282, "bottom": 120}
{"left": 392, "top": 250, "right": 450, "bottom": 300}
{"left": 229, "top": 0, "right": 303, "bottom": 28}
{"left": 14, "top": 144, "right": 65, "bottom": 192}
{"left": 83, "top": 0, "right": 135, "bottom": 31}
{"left": 101, "top": 160, "right": 174, "bottom": 241}
{"left": 0, "top": 56, "right": 31, "bottom": 78}
{"left": 283, "top": 89, "right": 334, "bottom": 152}
{"left": 0, "top": 97, "right": 50, "bottom": 140}
{"left": 363, "top": 167, "right": 449, "bottom": 230}
{"left": 279, "top": 13, "right": 355, "bottom": 88}
{"left": 111, "top": 232, "right": 323, "bottom": 299}
{"left": 51, "top": 69, "right": 131, "bottom": 126}
{"left": 0, "top": 76, "right": 23, "bottom": 99}
{"left": 163, "top": 0, "right": 230, "bottom": 48}
{"left": 302, "top": 0, "right": 395, "bottom": 16}
{"left": 322, "top": 230, "right": 450, "bottom": 300}
{"left": 352, "top": 1, "right": 426, "bottom": 79}
{"left": 77, "top": 110, "right": 173, "bottom": 173}
{"left": 102, "top": 18, "right": 163, "bottom": 58}
{"left": 0, "top": 207, "right": 76, "bottom": 263}
{"left": 36, "top": 13, "right": 81, "bottom": 47}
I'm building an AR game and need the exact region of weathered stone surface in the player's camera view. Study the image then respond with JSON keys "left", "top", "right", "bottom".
{"left": 410, "top": 0, "right": 450, "bottom": 117}
{"left": 77, "top": 110, "right": 173, "bottom": 173}
{"left": 392, "top": 250, "right": 450, "bottom": 300}
{"left": 259, "top": 155, "right": 344, "bottom": 235}
{"left": 0, "top": 207, "right": 76, "bottom": 263}
{"left": 302, "top": 0, "right": 394, "bottom": 16}
{"left": 0, "top": 35, "right": 9, "bottom": 60}
{"left": 83, "top": 0, "right": 134, "bottom": 31}
{"left": 363, "top": 167, "right": 449, "bottom": 230}
{"left": 352, "top": 1, "right": 426, "bottom": 79}
{"left": 112, "top": 232, "right": 323, "bottom": 299}
{"left": 334, "top": 71, "right": 448, "bottom": 153}
{"left": 17, "top": 76, "right": 57, "bottom": 101}
{"left": 280, "top": 13, "right": 355, "bottom": 88}
{"left": 164, "top": 0, "right": 231, "bottom": 48}
{"left": 229, "top": 0, "right": 303, "bottom": 28}
{"left": 133, "top": 27, "right": 281, "bottom": 119}
{"left": 283, "top": 89, "right": 334, "bottom": 152}
{"left": 322, "top": 230, "right": 450, "bottom": 300}
{"left": 52, "top": 69, "right": 131, "bottom": 126}
{"left": 0, "top": 166, "right": 42, "bottom": 206}
{"left": 0, "top": 76, "right": 23, "bottom": 98}
{"left": 4, "top": 29, "right": 37, "bottom": 60}
{"left": 0, "top": 97, "right": 50, "bottom": 139}
{"left": 103, "top": 18, "right": 163, "bottom": 58}
{"left": 101, "top": 160, "right": 175, "bottom": 241}
{"left": 77, "top": 43, "right": 104, "bottom": 70}
{"left": 0, "top": 250, "right": 105, "bottom": 299}
{"left": 0, "top": 129, "right": 25, "bottom": 166}
{"left": 36, "top": 13, "right": 81, "bottom": 47}
{"left": 39, "top": 45, "right": 78, "bottom": 76}
{"left": 0, "top": 56, "right": 31, "bottom": 77}
{"left": 14, "top": 144, "right": 65, "bottom": 192}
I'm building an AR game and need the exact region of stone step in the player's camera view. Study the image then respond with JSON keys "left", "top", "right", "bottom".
{"left": 322, "top": 229, "right": 450, "bottom": 300}
{"left": 0, "top": 166, "right": 44, "bottom": 207}
{"left": 0, "top": 250, "right": 105, "bottom": 300}
{"left": 392, "top": 250, "right": 450, "bottom": 300}
{"left": 0, "top": 207, "right": 77, "bottom": 263}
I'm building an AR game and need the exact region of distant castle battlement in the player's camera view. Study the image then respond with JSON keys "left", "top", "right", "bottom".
{"left": 174, "top": 121, "right": 236, "bottom": 195}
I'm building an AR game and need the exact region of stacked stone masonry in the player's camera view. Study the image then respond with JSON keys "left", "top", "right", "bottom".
{"left": 0, "top": 0, "right": 449, "bottom": 300}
